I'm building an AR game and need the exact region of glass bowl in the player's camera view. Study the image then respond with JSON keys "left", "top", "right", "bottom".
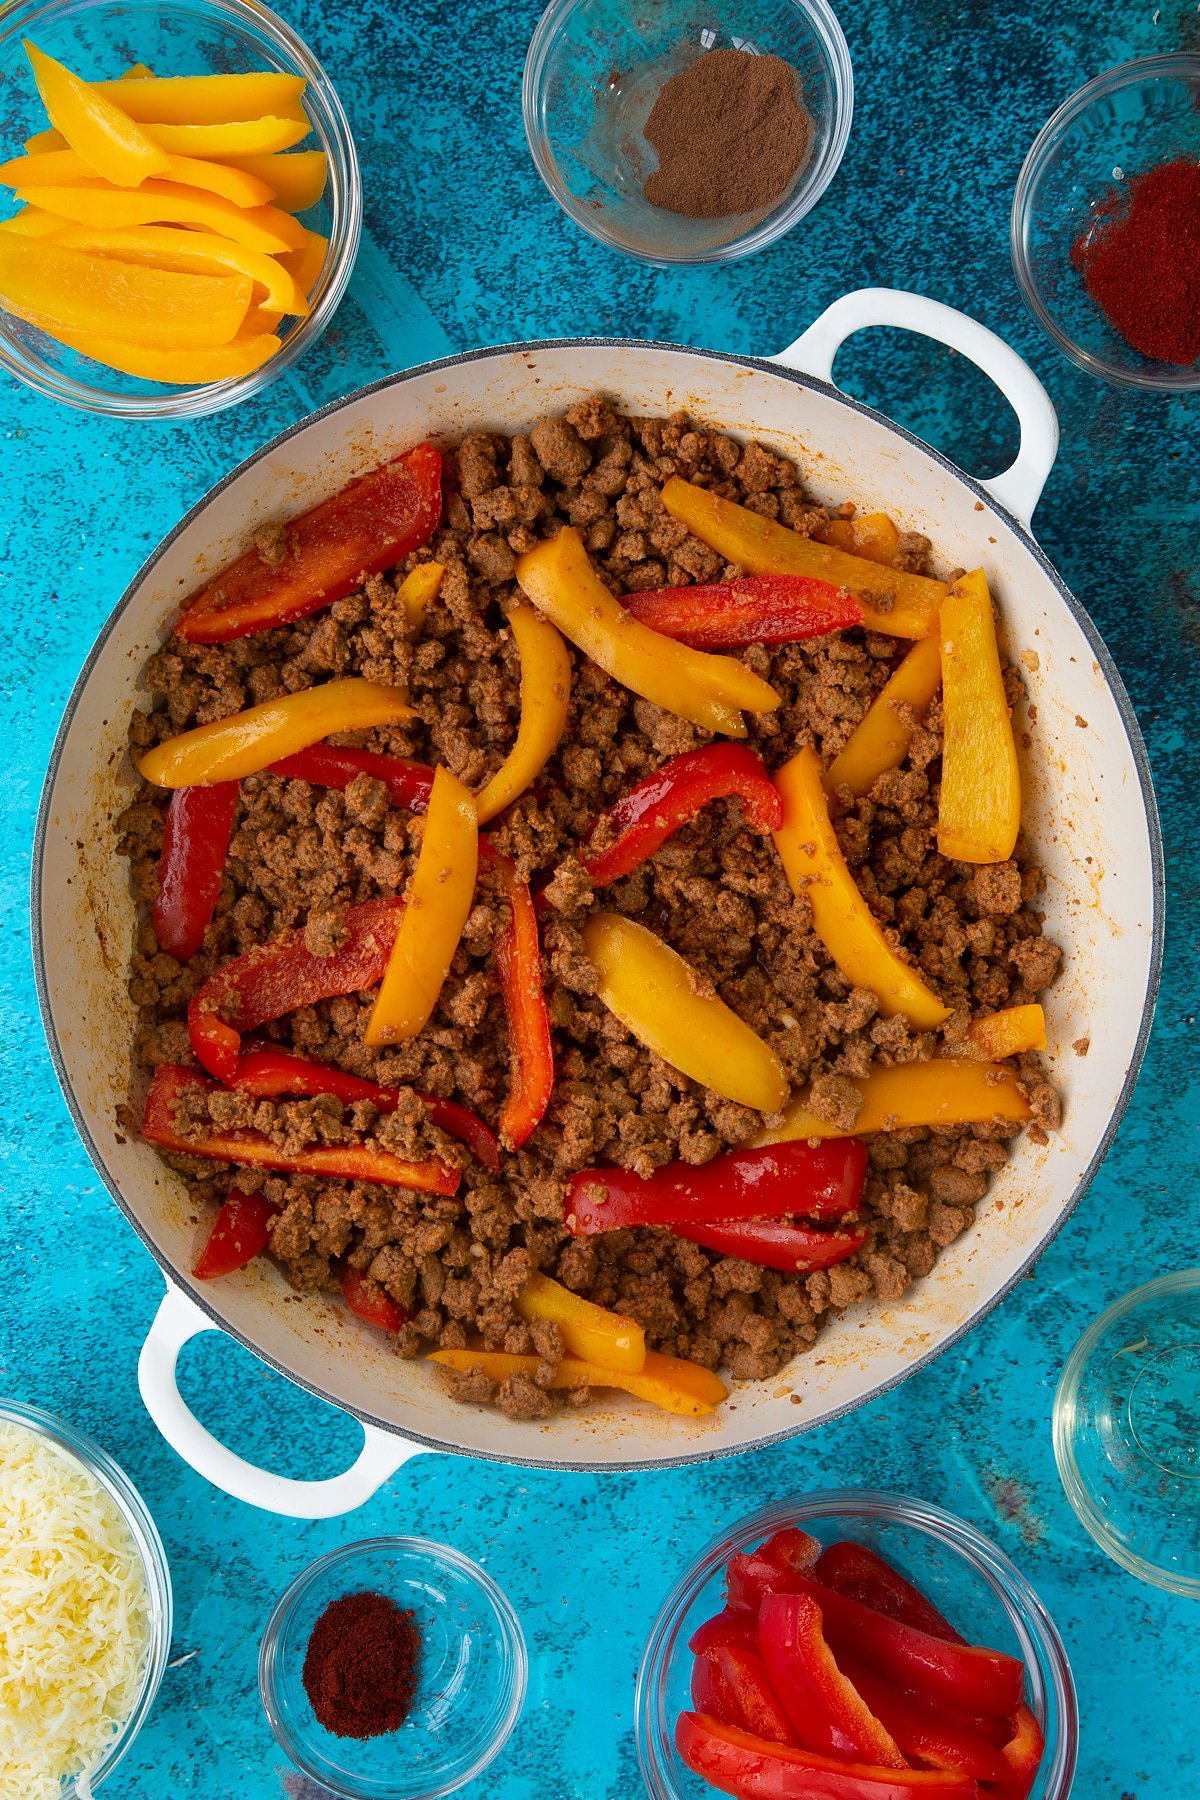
{"left": 522, "top": 0, "right": 853, "bottom": 265}
{"left": 1054, "top": 1268, "right": 1200, "bottom": 1598}
{"left": 1011, "top": 53, "right": 1200, "bottom": 390}
{"left": 0, "top": 0, "right": 361, "bottom": 417}
{"left": 636, "top": 1489, "right": 1077, "bottom": 1800}
{"left": 259, "top": 1536, "right": 528, "bottom": 1800}
{"left": 0, "top": 1397, "right": 173, "bottom": 1797}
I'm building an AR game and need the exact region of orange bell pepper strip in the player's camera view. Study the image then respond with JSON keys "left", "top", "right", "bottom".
{"left": 660, "top": 476, "right": 947, "bottom": 640}
{"left": 138, "top": 116, "right": 311, "bottom": 157}
{"left": 0, "top": 233, "right": 253, "bottom": 347}
{"left": 773, "top": 745, "right": 950, "bottom": 1028}
{"left": 515, "top": 1272, "right": 646, "bottom": 1373}
{"left": 397, "top": 561, "right": 444, "bottom": 629}
{"left": 817, "top": 511, "right": 901, "bottom": 565}
{"left": 488, "top": 846, "right": 555, "bottom": 1151}
{"left": 581, "top": 911, "right": 788, "bottom": 1113}
{"left": 825, "top": 636, "right": 943, "bottom": 797}
{"left": 278, "top": 227, "right": 327, "bottom": 298}
{"left": 946, "top": 1004, "right": 1046, "bottom": 1061}
{"left": 45, "top": 326, "right": 281, "bottom": 385}
{"left": 938, "top": 570, "right": 1021, "bottom": 864}
{"left": 23, "top": 41, "right": 169, "bottom": 187}
{"left": 757, "top": 1058, "right": 1032, "bottom": 1144}
{"left": 89, "top": 71, "right": 309, "bottom": 125}
{"left": 137, "top": 679, "right": 414, "bottom": 789}
{"left": 14, "top": 180, "right": 306, "bottom": 252}
{"left": 223, "top": 149, "right": 327, "bottom": 212}
{"left": 365, "top": 767, "right": 479, "bottom": 1046}
{"left": 4, "top": 146, "right": 275, "bottom": 207}
{"left": 429, "top": 1348, "right": 728, "bottom": 1417}
{"left": 516, "top": 527, "right": 778, "bottom": 738}
{"left": 475, "top": 605, "right": 572, "bottom": 824}
{"left": 50, "top": 223, "right": 308, "bottom": 315}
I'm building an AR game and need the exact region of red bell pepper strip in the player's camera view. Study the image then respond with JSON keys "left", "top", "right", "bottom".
{"left": 668, "top": 1216, "right": 869, "bottom": 1273}
{"left": 815, "top": 1543, "right": 964, "bottom": 1644}
{"left": 565, "top": 1140, "right": 868, "bottom": 1234}
{"left": 153, "top": 780, "right": 239, "bottom": 961}
{"left": 342, "top": 1263, "right": 408, "bottom": 1331}
{"left": 488, "top": 848, "right": 554, "bottom": 1151}
{"left": 714, "top": 1646, "right": 796, "bottom": 1746}
{"left": 689, "top": 1610, "right": 760, "bottom": 1658}
{"left": 269, "top": 745, "right": 435, "bottom": 812}
{"left": 142, "top": 1063, "right": 459, "bottom": 1194}
{"left": 834, "top": 1659, "right": 1010, "bottom": 1784}
{"left": 175, "top": 443, "right": 443, "bottom": 643}
{"left": 988, "top": 1706, "right": 1044, "bottom": 1800}
{"left": 757, "top": 1591, "right": 908, "bottom": 1768}
{"left": 625, "top": 574, "right": 865, "bottom": 649}
{"left": 692, "top": 1652, "right": 742, "bottom": 1728}
{"left": 675, "top": 1714, "right": 979, "bottom": 1799}
{"left": 231, "top": 1048, "right": 501, "bottom": 1171}
{"left": 727, "top": 1529, "right": 823, "bottom": 1612}
{"left": 581, "top": 744, "right": 783, "bottom": 888}
{"left": 188, "top": 895, "right": 404, "bottom": 1082}
{"left": 192, "top": 1186, "right": 279, "bottom": 1279}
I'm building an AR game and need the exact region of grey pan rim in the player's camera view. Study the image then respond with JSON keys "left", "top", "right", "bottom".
{"left": 31, "top": 335, "right": 1166, "bottom": 1475}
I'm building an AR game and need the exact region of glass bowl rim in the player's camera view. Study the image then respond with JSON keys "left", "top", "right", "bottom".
{"left": 1010, "top": 50, "right": 1200, "bottom": 392}
{"left": 258, "top": 1533, "right": 529, "bottom": 1800}
{"left": 635, "top": 1486, "right": 1078, "bottom": 1800}
{"left": 0, "top": 1396, "right": 174, "bottom": 1797}
{"left": 0, "top": 0, "right": 363, "bottom": 418}
{"left": 520, "top": 0, "right": 854, "bottom": 267}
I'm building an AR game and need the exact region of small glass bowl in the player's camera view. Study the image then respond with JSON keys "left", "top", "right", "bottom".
{"left": 0, "top": 0, "right": 362, "bottom": 417}
{"left": 1054, "top": 1269, "right": 1200, "bottom": 1597}
{"left": 636, "top": 1489, "right": 1077, "bottom": 1800}
{"left": 0, "top": 1398, "right": 173, "bottom": 1797}
{"left": 522, "top": 0, "right": 853, "bottom": 265}
{"left": 259, "top": 1537, "right": 528, "bottom": 1800}
{"left": 1011, "top": 54, "right": 1200, "bottom": 390}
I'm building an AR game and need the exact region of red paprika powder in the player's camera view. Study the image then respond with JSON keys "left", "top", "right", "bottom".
{"left": 302, "top": 1590, "right": 421, "bottom": 1739}
{"left": 1071, "top": 155, "right": 1200, "bottom": 367}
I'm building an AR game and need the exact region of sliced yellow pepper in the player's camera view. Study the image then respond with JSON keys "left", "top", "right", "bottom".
{"left": 948, "top": 1004, "right": 1046, "bottom": 1061}
{"left": 825, "top": 635, "right": 942, "bottom": 797}
{"left": 475, "top": 605, "right": 572, "bottom": 824}
{"left": 429, "top": 1348, "right": 728, "bottom": 1417}
{"left": 397, "top": 561, "right": 444, "bottom": 630}
{"left": 938, "top": 569, "right": 1021, "bottom": 865}
{"left": 0, "top": 205, "right": 64, "bottom": 236}
{"left": 0, "top": 234, "right": 252, "bottom": 348}
{"left": 16, "top": 180, "right": 306, "bottom": 252}
{"left": 23, "top": 127, "right": 65, "bottom": 154}
{"left": 136, "top": 679, "right": 414, "bottom": 787}
{"left": 143, "top": 115, "right": 310, "bottom": 156}
{"left": 50, "top": 223, "right": 308, "bottom": 315}
{"left": 223, "top": 149, "right": 327, "bottom": 213}
{"left": 660, "top": 477, "right": 947, "bottom": 640}
{"left": 23, "top": 41, "right": 169, "bottom": 188}
{"left": 5, "top": 145, "right": 276, "bottom": 206}
{"left": 365, "top": 766, "right": 479, "bottom": 1046}
{"left": 50, "top": 325, "right": 280, "bottom": 384}
{"left": 757, "top": 1057, "right": 1032, "bottom": 1144}
{"left": 515, "top": 1272, "right": 646, "bottom": 1374}
{"left": 89, "top": 71, "right": 309, "bottom": 126}
{"left": 773, "top": 744, "right": 949, "bottom": 1028}
{"left": 581, "top": 912, "right": 788, "bottom": 1112}
{"left": 516, "top": 527, "right": 777, "bottom": 738}
{"left": 278, "top": 226, "right": 327, "bottom": 297}
{"left": 817, "top": 511, "right": 900, "bottom": 566}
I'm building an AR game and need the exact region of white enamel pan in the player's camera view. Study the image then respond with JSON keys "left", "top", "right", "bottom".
{"left": 34, "top": 289, "right": 1163, "bottom": 1517}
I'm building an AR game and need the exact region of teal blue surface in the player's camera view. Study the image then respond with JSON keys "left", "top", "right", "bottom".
{"left": 2, "top": 0, "right": 1199, "bottom": 1793}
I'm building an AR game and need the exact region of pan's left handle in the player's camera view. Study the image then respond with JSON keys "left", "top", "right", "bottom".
{"left": 138, "top": 1283, "right": 429, "bottom": 1518}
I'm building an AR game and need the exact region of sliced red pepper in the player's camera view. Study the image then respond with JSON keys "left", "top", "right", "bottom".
{"left": 153, "top": 780, "right": 239, "bottom": 961}
{"left": 757, "top": 1591, "right": 907, "bottom": 1768}
{"left": 988, "top": 1705, "right": 1044, "bottom": 1800}
{"left": 142, "top": 1062, "right": 459, "bottom": 1194}
{"left": 488, "top": 849, "right": 554, "bottom": 1151}
{"left": 231, "top": 1048, "right": 501, "bottom": 1171}
{"left": 668, "top": 1216, "right": 869, "bottom": 1273}
{"left": 689, "top": 1610, "right": 759, "bottom": 1658}
{"left": 727, "top": 1529, "right": 822, "bottom": 1612}
{"left": 581, "top": 744, "right": 784, "bottom": 888}
{"left": 342, "top": 1263, "right": 408, "bottom": 1331}
{"left": 692, "top": 1652, "right": 742, "bottom": 1728}
{"left": 188, "top": 895, "right": 404, "bottom": 1082}
{"left": 815, "top": 1543, "right": 964, "bottom": 1644}
{"left": 176, "top": 443, "right": 443, "bottom": 642}
{"left": 268, "top": 744, "right": 435, "bottom": 812}
{"left": 625, "top": 573, "right": 865, "bottom": 649}
{"left": 192, "top": 1186, "right": 279, "bottom": 1279}
{"left": 675, "top": 1714, "right": 978, "bottom": 1799}
{"left": 565, "top": 1140, "right": 868, "bottom": 1234}
{"left": 834, "top": 1658, "right": 1010, "bottom": 1784}
{"left": 714, "top": 1646, "right": 796, "bottom": 1746}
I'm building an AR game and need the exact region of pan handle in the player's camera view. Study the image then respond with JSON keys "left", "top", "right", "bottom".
{"left": 772, "top": 288, "right": 1060, "bottom": 529}
{"left": 137, "top": 1283, "right": 429, "bottom": 1518}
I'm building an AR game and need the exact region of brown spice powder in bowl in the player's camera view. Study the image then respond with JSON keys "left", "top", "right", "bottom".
{"left": 643, "top": 49, "right": 813, "bottom": 218}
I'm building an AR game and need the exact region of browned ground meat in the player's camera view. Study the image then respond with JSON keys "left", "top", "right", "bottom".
{"left": 117, "top": 403, "right": 1061, "bottom": 1420}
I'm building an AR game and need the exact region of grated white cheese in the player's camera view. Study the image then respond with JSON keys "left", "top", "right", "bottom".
{"left": 0, "top": 1421, "right": 152, "bottom": 1800}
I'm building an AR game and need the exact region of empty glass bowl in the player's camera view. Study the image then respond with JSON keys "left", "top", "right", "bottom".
{"left": 1011, "top": 54, "right": 1200, "bottom": 390}
{"left": 523, "top": 0, "right": 853, "bottom": 265}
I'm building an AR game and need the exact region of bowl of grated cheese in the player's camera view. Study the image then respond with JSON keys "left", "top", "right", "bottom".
{"left": 0, "top": 1399, "right": 172, "bottom": 1800}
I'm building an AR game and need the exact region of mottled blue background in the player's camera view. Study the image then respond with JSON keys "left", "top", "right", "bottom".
{"left": 3, "top": 0, "right": 1199, "bottom": 1794}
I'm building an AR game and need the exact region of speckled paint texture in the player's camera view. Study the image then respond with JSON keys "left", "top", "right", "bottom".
{"left": 2, "top": 0, "right": 1199, "bottom": 1793}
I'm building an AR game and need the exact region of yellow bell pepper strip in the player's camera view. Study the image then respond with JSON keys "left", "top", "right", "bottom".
{"left": 660, "top": 477, "right": 947, "bottom": 640}
{"left": 756, "top": 1058, "right": 1032, "bottom": 1144}
{"left": 223, "top": 149, "right": 327, "bottom": 212}
{"left": 119, "top": 63, "right": 157, "bottom": 80}
{"left": 817, "top": 511, "right": 901, "bottom": 566}
{"left": 429, "top": 1348, "right": 728, "bottom": 1417}
{"left": 516, "top": 527, "right": 777, "bottom": 737}
{"left": 45, "top": 325, "right": 281, "bottom": 385}
{"left": 89, "top": 71, "right": 309, "bottom": 125}
{"left": 279, "top": 226, "right": 327, "bottom": 297}
{"left": 515, "top": 1272, "right": 646, "bottom": 1374}
{"left": 0, "top": 234, "right": 253, "bottom": 347}
{"left": 825, "top": 635, "right": 943, "bottom": 797}
{"left": 938, "top": 569, "right": 1021, "bottom": 864}
{"left": 23, "top": 127, "right": 64, "bottom": 154}
{"left": 141, "top": 115, "right": 310, "bottom": 156}
{"left": 397, "top": 561, "right": 444, "bottom": 629}
{"left": 475, "top": 605, "right": 572, "bottom": 824}
{"left": 581, "top": 911, "right": 789, "bottom": 1112}
{"left": 946, "top": 1003, "right": 1047, "bottom": 1061}
{"left": 136, "top": 679, "right": 414, "bottom": 789}
{"left": 3, "top": 146, "right": 276, "bottom": 207}
{"left": 773, "top": 745, "right": 950, "bottom": 1028}
{"left": 15, "top": 180, "right": 306, "bottom": 252}
{"left": 23, "top": 41, "right": 170, "bottom": 187}
{"left": 51, "top": 223, "right": 308, "bottom": 315}
{"left": 365, "top": 766, "right": 480, "bottom": 1046}
{"left": 0, "top": 205, "right": 63, "bottom": 235}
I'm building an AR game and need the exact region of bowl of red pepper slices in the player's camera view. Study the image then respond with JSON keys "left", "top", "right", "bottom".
{"left": 636, "top": 1490, "right": 1077, "bottom": 1800}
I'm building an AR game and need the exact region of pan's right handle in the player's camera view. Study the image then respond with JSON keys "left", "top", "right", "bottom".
{"left": 138, "top": 1283, "right": 429, "bottom": 1518}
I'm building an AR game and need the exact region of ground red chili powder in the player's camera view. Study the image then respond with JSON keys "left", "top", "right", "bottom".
{"left": 1071, "top": 155, "right": 1200, "bottom": 367}
{"left": 302, "top": 1590, "right": 421, "bottom": 1739}
{"left": 642, "top": 49, "right": 812, "bottom": 219}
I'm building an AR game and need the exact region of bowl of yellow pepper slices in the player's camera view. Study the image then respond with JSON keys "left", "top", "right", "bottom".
{"left": 0, "top": 0, "right": 360, "bottom": 415}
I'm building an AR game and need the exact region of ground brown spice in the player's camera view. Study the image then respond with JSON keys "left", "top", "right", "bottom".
{"left": 302, "top": 1590, "right": 421, "bottom": 1739}
{"left": 642, "top": 49, "right": 812, "bottom": 219}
